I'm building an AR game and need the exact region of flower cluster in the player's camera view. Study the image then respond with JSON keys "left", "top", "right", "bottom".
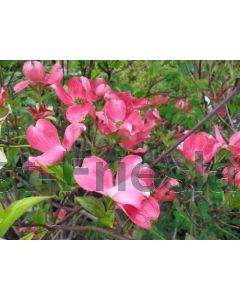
{"left": 52, "top": 75, "right": 162, "bottom": 153}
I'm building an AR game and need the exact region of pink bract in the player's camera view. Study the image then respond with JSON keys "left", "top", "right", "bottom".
{"left": 26, "top": 119, "right": 86, "bottom": 166}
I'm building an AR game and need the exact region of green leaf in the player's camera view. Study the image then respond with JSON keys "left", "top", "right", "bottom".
{"left": 99, "top": 210, "right": 115, "bottom": 227}
{"left": 32, "top": 208, "right": 46, "bottom": 225}
{"left": 20, "top": 233, "right": 34, "bottom": 240}
{"left": 0, "top": 178, "right": 12, "bottom": 192}
{"left": 0, "top": 196, "right": 50, "bottom": 238}
{"left": 63, "top": 162, "right": 73, "bottom": 185}
{"left": 0, "top": 202, "right": 4, "bottom": 219}
{"left": 42, "top": 164, "right": 64, "bottom": 182}
{"left": 76, "top": 196, "right": 105, "bottom": 218}
{"left": 8, "top": 147, "right": 19, "bottom": 166}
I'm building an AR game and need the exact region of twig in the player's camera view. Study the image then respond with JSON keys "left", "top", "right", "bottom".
{"left": 7, "top": 61, "right": 19, "bottom": 86}
{"left": 5, "top": 169, "right": 41, "bottom": 196}
{"left": 22, "top": 223, "right": 132, "bottom": 240}
{"left": 216, "top": 113, "right": 235, "bottom": 132}
{"left": 86, "top": 60, "right": 94, "bottom": 78}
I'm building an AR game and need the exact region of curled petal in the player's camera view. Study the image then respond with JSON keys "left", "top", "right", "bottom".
{"left": 23, "top": 61, "right": 45, "bottom": 82}
{"left": 27, "top": 119, "right": 61, "bottom": 152}
{"left": 62, "top": 123, "right": 86, "bottom": 151}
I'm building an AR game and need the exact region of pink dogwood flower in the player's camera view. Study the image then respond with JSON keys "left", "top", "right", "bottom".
{"left": 0, "top": 86, "right": 8, "bottom": 106}
{"left": 180, "top": 132, "right": 222, "bottom": 175}
{"left": 97, "top": 101, "right": 155, "bottom": 153}
{"left": 154, "top": 178, "right": 179, "bottom": 202}
{"left": 14, "top": 61, "right": 63, "bottom": 93}
{"left": 52, "top": 77, "right": 110, "bottom": 123}
{"left": 222, "top": 163, "right": 240, "bottom": 188}
{"left": 26, "top": 119, "right": 86, "bottom": 166}
{"left": 174, "top": 98, "right": 192, "bottom": 112}
{"left": 117, "top": 111, "right": 155, "bottom": 153}
{"left": 74, "top": 155, "right": 160, "bottom": 229}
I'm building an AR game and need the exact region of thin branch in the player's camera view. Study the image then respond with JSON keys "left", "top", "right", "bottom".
{"left": 7, "top": 61, "right": 19, "bottom": 86}
{"left": 86, "top": 60, "right": 94, "bottom": 78}
{"left": 22, "top": 223, "right": 132, "bottom": 240}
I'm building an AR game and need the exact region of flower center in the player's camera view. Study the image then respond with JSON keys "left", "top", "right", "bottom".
{"left": 75, "top": 98, "right": 83, "bottom": 105}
